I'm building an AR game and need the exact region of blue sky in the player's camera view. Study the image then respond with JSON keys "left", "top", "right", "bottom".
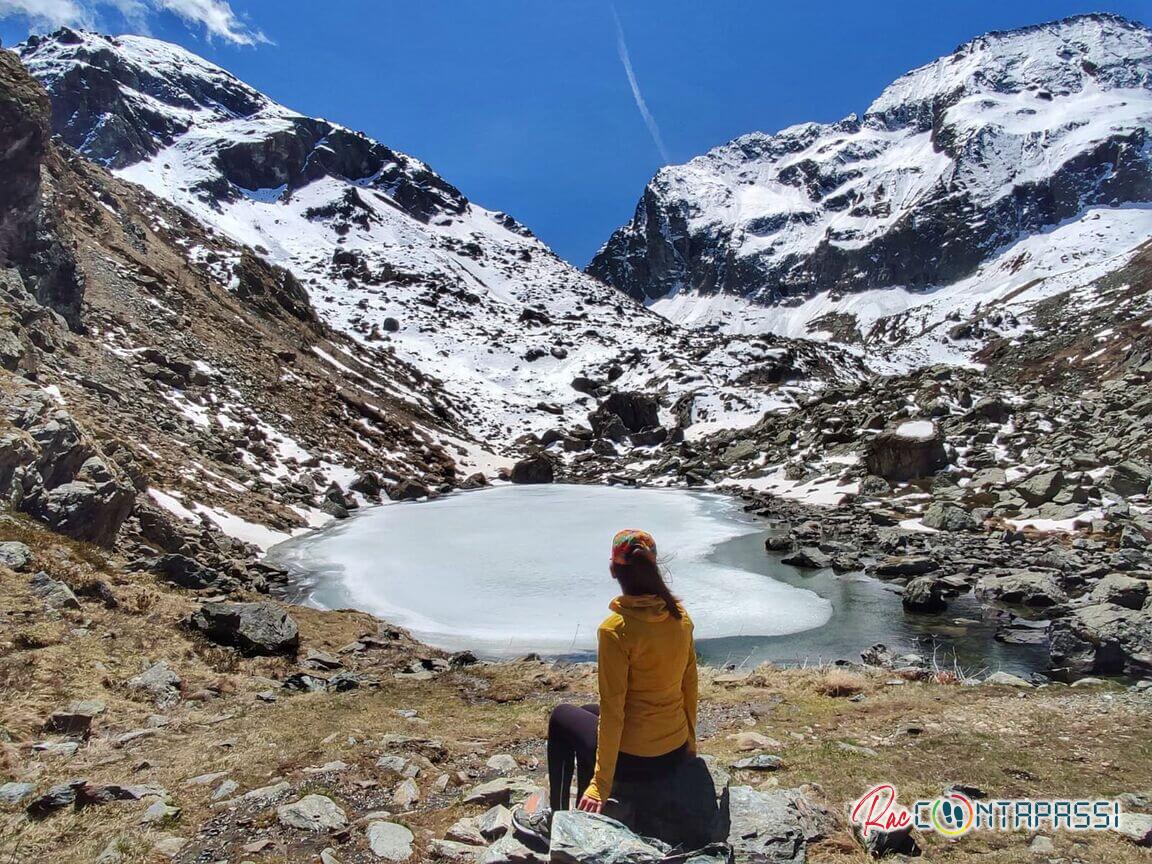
{"left": 2, "top": 1, "right": 1149, "bottom": 265}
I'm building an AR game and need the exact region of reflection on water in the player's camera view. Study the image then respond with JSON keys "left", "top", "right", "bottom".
{"left": 699, "top": 529, "right": 1049, "bottom": 676}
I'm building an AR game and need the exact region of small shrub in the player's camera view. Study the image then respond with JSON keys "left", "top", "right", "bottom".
{"left": 813, "top": 669, "right": 866, "bottom": 698}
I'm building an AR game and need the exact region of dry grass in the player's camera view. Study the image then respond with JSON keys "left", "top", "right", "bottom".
{"left": 1, "top": 519, "right": 1150, "bottom": 862}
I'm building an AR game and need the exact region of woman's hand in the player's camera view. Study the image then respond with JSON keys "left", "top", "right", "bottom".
{"left": 576, "top": 794, "right": 603, "bottom": 814}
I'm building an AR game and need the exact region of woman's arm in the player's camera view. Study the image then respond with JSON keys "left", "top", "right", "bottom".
{"left": 683, "top": 640, "right": 698, "bottom": 756}
{"left": 583, "top": 626, "right": 628, "bottom": 804}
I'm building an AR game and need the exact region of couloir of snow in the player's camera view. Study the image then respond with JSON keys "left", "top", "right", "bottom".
{"left": 653, "top": 205, "right": 1152, "bottom": 372}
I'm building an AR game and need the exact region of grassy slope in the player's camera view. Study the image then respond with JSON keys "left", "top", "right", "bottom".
{"left": 0, "top": 515, "right": 1150, "bottom": 863}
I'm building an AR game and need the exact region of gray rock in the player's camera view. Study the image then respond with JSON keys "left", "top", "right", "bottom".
{"left": 871, "top": 556, "right": 939, "bottom": 579}
{"left": 921, "top": 501, "right": 977, "bottom": 531}
{"left": 510, "top": 456, "right": 553, "bottom": 485}
{"left": 35, "top": 457, "right": 136, "bottom": 546}
{"left": 228, "top": 780, "right": 290, "bottom": 806}
{"left": 975, "top": 570, "right": 1066, "bottom": 607}
{"left": 1089, "top": 573, "right": 1150, "bottom": 610}
{"left": 901, "top": 576, "right": 947, "bottom": 613}
{"left": 94, "top": 837, "right": 128, "bottom": 863}
{"left": 445, "top": 817, "right": 486, "bottom": 846}
{"left": 304, "top": 649, "right": 343, "bottom": 670}
{"left": 1049, "top": 603, "right": 1152, "bottom": 676}
{"left": 462, "top": 777, "right": 539, "bottom": 807}
{"left": 478, "top": 834, "right": 548, "bottom": 863}
{"left": 724, "top": 785, "right": 835, "bottom": 863}
{"left": 1113, "top": 812, "right": 1152, "bottom": 846}
{"left": 26, "top": 779, "right": 86, "bottom": 819}
{"left": 1016, "top": 470, "right": 1064, "bottom": 506}
{"left": 1028, "top": 835, "right": 1055, "bottom": 854}
{"left": 485, "top": 753, "right": 519, "bottom": 774}
{"left": 781, "top": 547, "right": 830, "bottom": 569}
{"left": 29, "top": 571, "right": 79, "bottom": 609}
{"left": 863, "top": 426, "right": 948, "bottom": 482}
{"left": 429, "top": 839, "right": 483, "bottom": 861}
{"left": 150, "top": 836, "right": 186, "bottom": 858}
{"left": 0, "top": 540, "right": 32, "bottom": 571}
{"left": 127, "top": 661, "right": 182, "bottom": 706}
{"left": 0, "top": 782, "right": 35, "bottom": 804}
{"left": 189, "top": 601, "right": 299, "bottom": 656}
{"left": 477, "top": 804, "right": 513, "bottom": 840}
{"left": 366, "top": 820, "right": 414, "bottom": 860}
{"left": 44, "top": 699, "right": 104, "bottom": 736}
{"left": 392, "top": 777, "right": 420, "bottom": 810}
{"left": 549, "top": 811, "right": 668, "bottom": 864}
{"left": 1103, "top": 461, "right": 1152, "bottom": 498}
{"left": 982, "top": 671, "right": 1033, "bottom": 688}
{"left": 32, "top": 740, "right": 79, "bottom": 757}
{"left": 731, "top": 754, "right": 785, "bottom": 772}
{"left": 277, "top": 794, "right": 348, "bottom": 832}
{"left": 140, "top": 800, "right": 181, "bottom": 824}
{"left": 152, "top": 554, "right": 220, "bottom": 589}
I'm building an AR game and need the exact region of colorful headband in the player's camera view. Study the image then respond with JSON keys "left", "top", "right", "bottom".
{"left": 611, "top": 529, "right": 657, "bottom": 565}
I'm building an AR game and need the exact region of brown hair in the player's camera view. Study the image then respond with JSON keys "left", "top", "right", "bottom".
{"left": 611, "top": 547, "right": 683, "bottom": 619}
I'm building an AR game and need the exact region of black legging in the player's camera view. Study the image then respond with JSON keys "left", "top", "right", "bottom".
{"left": 547, "top": 703, "right": 687, "bottom": 810}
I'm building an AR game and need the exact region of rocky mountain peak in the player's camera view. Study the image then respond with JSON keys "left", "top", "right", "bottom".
{"left": 17, "top": 29, "right": 468, "bottom": 222}
{"left": 867, "top": 13, "right": 1152, "bottom": 129}
{"left": 588, "top": 14, "right": 1152, "bottom": 364}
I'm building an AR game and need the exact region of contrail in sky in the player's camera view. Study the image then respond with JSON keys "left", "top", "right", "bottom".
{"left": 611, "top": 5, "right": 670, "bottom": 164}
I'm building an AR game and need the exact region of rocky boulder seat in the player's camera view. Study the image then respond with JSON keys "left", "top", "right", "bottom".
{"left": 600, "top": 756, "right": 723, "bottom": 850}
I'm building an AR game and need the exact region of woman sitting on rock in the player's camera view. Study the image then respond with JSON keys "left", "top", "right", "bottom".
{"left": 513, "top": 529, "right": 698, "bottom": 848}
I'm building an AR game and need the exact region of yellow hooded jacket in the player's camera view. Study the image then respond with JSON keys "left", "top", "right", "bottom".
{"left": 584, "top": 594, "right": 698, "bottom": 802}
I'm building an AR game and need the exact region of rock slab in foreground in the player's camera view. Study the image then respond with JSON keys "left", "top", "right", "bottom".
{"left": 724, "top": 785, "right": 837, "bottom": 864}
{"left": 189, "top": 601, "right": 299, "bottom": 656}
{"left": 604, "top": 755, "right": 721, "bottom": 849}
{"left": 548, "top": 811, "right": 668, "bottom": 863}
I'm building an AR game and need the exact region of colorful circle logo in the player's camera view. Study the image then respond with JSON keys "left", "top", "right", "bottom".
{"left": 930, "top": 793, "right": 975, "bottom": 837}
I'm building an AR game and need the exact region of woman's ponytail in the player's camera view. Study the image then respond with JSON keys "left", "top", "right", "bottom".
{"left": 625, "top": 547, "right": 682, "bottom": 620}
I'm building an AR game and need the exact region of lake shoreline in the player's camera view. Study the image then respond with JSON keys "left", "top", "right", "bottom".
{"left": 268, "top": 481, "right": 1054, "bottom": 678}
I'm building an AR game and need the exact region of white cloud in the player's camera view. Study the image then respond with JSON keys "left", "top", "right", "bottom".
{"left": 0, "top": 0, "right": 94, "bottom": 30}
{"left": 0, "top": 0, "right": 266, "bottom": 45}
{"left": 611, "top": 5, "right": 670, "bottom": 164}
{"left": 152, "top": 0, "right": 266, "bottom": 45}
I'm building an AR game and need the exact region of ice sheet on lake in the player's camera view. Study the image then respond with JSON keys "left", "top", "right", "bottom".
{"left": 270, "top": 485, "right": 832, "bottom": 655}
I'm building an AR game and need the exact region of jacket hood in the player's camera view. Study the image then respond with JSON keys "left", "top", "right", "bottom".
{"left": 610, "top": 594, "right": 682, "bottom": 622}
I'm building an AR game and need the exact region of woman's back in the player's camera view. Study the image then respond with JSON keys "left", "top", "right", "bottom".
{"left": 587, "top": 591, "right": 698, "bottom": 802}
{"left": 600, "top": 594, "right": 695, "bottom": 758}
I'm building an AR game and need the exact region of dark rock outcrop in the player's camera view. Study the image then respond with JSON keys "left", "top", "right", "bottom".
{"left": 863, "top": 425, "right": 948, "bottom": 482}
{"left": 0, "top": 49, "right": 84, "bottom": 330}
{"left": 590, "top": 392, "right": 660, "bottom": 438}
{"left": 189, "top": 601, "right": 300, "bottom": 656}
{"left": 0, "top": 381, "right": 136, "bottom": 546}
{"left": 510, "top": 455, "right": 553, "bottom": 485}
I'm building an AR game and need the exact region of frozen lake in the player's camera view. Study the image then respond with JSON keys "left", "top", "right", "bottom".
{"left": 268, "top": 484, "right": 1047, "bottom": 673}
{"left": 269, "top": 485, "right": 831, "bottom": 654}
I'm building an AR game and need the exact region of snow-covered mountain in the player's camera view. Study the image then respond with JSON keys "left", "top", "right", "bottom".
{"left": 16, "top": 28, "right": 866, "bottom": 445}
{"left": 589, "top": 14, "right": 1152, "bottom": 362}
